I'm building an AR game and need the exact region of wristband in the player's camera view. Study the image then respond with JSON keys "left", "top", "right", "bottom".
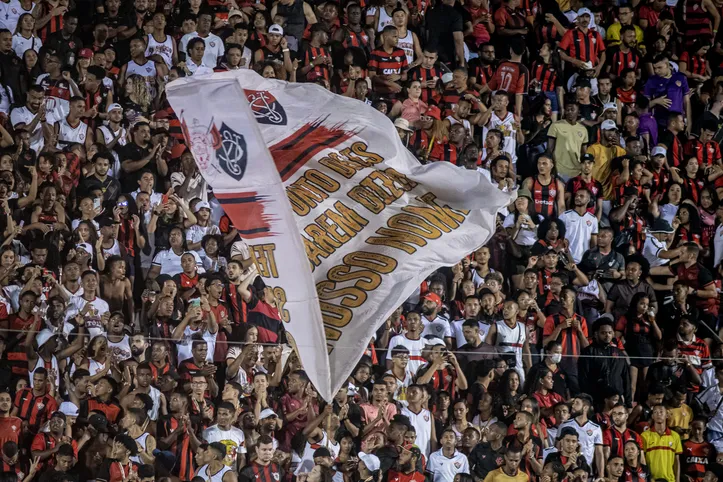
{"left": 283, "top": 48, "right": 290, "bottom": 52}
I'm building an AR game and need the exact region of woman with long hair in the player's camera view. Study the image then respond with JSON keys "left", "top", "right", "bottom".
{"left": 614, "top": 292, "right": 661, "bottom": 400}
{"left": 450, "top": 399, "right": 472, "bottom": 441}
{"left": 493, "top": 369, "right": 522, "bottom": 419}
{"left": 673, "top": 202, "right": 702, "bottom": 247}
{"left": 699, "top": 187, "right": 718, "bottom": 260}
{"left": 388, "top": 80, "right": 428, "bottom": 125}
{"left": 12, "top": 14, "right": 42, "bottom": 59}
{"left": 122, "top": 74, "right": 154, "bottom": 127}
{"left": 147, "top": 194, "right": 197, "bottom": 253}
{"left": 530, "top": 367, "right": 564, "bottom": 427}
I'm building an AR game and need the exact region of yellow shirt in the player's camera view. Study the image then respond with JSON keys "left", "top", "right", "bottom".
{"left": 548, "top": 120, "right": 588, "bottom": 177}
{"left": 667, "top": 404, "right": 693, "bottom": 440}
{"left": 606, "top": 23, "right": 645, "bottom": 47}
{"left": 586, "top": 143, "right": 626, "bottom": 200}
{"left": 483, "top": 468, "right": 529, "bottom": 482}
{"left": 641, "top": 428, "right": 683, "bottom": 482}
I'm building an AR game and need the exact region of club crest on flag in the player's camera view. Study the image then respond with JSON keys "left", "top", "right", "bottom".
{"left": 180, "top": 117, "right": 221, "bottom": 170}
{"left": 217, "top": 123, "right": 248, "bottom": 181}
{"left": 245, "top": 89, "right": 288, "bottom": 125}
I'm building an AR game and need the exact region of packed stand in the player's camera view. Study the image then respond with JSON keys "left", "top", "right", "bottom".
{"left": 1, "top": 0, "right": 723, "bottom": 481}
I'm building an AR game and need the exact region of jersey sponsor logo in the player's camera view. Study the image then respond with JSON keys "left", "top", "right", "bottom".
{"left": 245, "top": 89, "right": 288, "bottom": 126}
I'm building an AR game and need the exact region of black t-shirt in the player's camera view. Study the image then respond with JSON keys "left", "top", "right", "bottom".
{"left": 119, "top": 142, "right": 154, "bottom": 193}
{"left": 468, "top": 442, "right": 504, "bottom": 480}
{"left": 424, "top": 4, "right": 464, "bottom": 66}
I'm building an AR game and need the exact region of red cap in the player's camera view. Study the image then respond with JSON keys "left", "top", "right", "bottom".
{"left": 426, "top": 105, "right": 441, "bottom": 120}
{"left": 422, "top": 292, "right": 442, "bottom": 307}
{"left": 79, "top": 48, "right": 93, "bottom": 59}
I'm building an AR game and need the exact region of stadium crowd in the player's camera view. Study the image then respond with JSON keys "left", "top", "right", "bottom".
{"left": 0, "top": 0, "right": 723, "bottom": 482}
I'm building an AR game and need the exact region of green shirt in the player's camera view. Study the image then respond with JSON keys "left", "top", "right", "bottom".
{"left": 548, "top": 120, "right": 588, "bottom": 178}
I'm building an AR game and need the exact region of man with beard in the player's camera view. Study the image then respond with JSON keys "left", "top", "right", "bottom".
{"left": 419, "top": 292, "right": 452, "bottom": 348}
{"left": 31, "top": 412, "right": 84, "bottom": 470}
{"left": 157, "top": 392, "right": 199, "bottom": 482}
{"left": 559, "top": 394, "right": 604, "bottom": 479}
{"left": 607, "top": 25, "right": 641, "bottom": 80}
{"left": 457, "top": 320, "right": 497, "bottom": 374}
{"left": 605, "top": 255, "right": 657, "bottom": 319}
{"left": 388, "top": 444, "right": 424, "bottom": 482}
{"left": 603, "top": 404, "right": 643, "bottom": 461}
{"left": 119, "top": 122, "right": 163, "bottom": 193}
{"left": 129, "top": 333, "right": 149, "bottom": 364}
{"left": 580, "top": 227, "right": 625, "bottom": 293}
{"left": 478, "top": 289, "right": 500, "bottom": 332}
{"left": 239, "top": 436, "right": 283, "bottom": 482}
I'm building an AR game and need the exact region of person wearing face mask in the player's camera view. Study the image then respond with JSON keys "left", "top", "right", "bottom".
{"left": 525, "top": 340, "right": 568, "bottom": 399}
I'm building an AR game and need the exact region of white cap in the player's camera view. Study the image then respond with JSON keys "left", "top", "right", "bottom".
{"left": 35, "top": 329, "right": 56, "bottom": 349}
{"left": 651, "top": 146, "right": 667, "bottom": 157}
{"left": 582, "top": 61, "right": 594, "bottom": 70}
{"left": 394, "top": 118, "right": 413, "bottom": 132}
{"left": 268, "top": 24, "right": 284, "bottom": 35}
{"left": 106, "top": 103, "right": 123, "bottom": 113}
{"left": 76, "top": 242, "right": 93, "bottom": 254}
{"left": 441, "top": 72, "right": 454, "bottom": 84}
{"left": 602, "top": 102, "right": 617, "bottom": 112}
{"left": 259, "top": 408, "right": 278, "bottom": 420}
{"left": 577, "top": 7, "right": 592, "bottom": 16}
{"left": 194, "top": 200, "right": 211, "bottom": 212}
{"left": 601, "top": 119, "right": 618, "bottom": 131}
{"left": 59, "top": 401, "right": 79, "bottom": 417}
{"left": 358, "top": 452, "right": 381, "bottom": 472}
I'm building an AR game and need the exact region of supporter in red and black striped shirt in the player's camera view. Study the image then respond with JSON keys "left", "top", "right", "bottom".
{"left": 468, "top": 44, "right": 496, "bottom": 93}
{"left": 11, "top": 368, "right": 57, "bottom": 434}
{"left": 408, "top": 49, "right": 443, "bottom": 105}
{"left": 368, "top": 25, "right": 408, "bottom": 96}
{"left": 679, "top": 41, "right": 711, "bottom": 84}
{"left": 559, "top": 9, "right": 606, "bottom": 75}
{"left": 603, "top": 404, "right": 643, "bottom": 460}
{"left": 685, "top": 120, "right": 721, "bottom": 166}
{"left": 681, "top": 418, "right": 714, "bottom": 482}
{"left": 299, "top": 24, "right": 333, "bottom": 83}
{"left": 606, "top": 26, "right": 641, "bottom": 80}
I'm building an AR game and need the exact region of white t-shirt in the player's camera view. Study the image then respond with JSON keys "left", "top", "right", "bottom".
{"left": 558, "top": 419, "right": 603, "bottom": 465}
{"left": 387, "top": 335, "right": 428, "bottom": 375}
{"left": 152, "top": 249, "right": 203, "bottom": 277}
{"left": 643, "top": 234, "right": 670, "bottom": 268}
{"left": 10, "top": 105, "right": 57, "bottom": 154}
{"left": 427, "top": 449, "right": 469, "bottom": 482}
{"left": 559, "top": 209, "right": 598, "bottom": 263}
{"left": 12, "top": 33, "right": 41, "bottom": 58}
{"left": 401, "top": 406, "right": 433, "bottom": 456}
{"left": 421, "top": 315, "right": 452, "bottom": 340}
{"left": 66, "top": 295, "right": 110, "bottom": 338}
{"left": 202, "top": 425, "right": 247, "bottom": 467}
{"left": 179, "top": 32, "right": 225, "bottom": 68}
{"left": 1, "top": 0, "right": 36, "bottom": 33}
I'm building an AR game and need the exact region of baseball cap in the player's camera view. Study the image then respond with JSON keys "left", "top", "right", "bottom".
{"left": 194, "top": 200, "right": 211, "bottom": 212}
{"left": 59, "top": 401, "right": 79, "bottom": 418}
{"left": 228, "top": 8, "right": 243, "bottom": 18}
{"left": 651, "top": 146, "right": 667, "bottom": 157}
{"left": 259, "top": 408, "right": 278, "bottom": 420}
{"left": 35, "top": 329, "right": 56, "bottom": 349}
{"left": 358, "top": 452, "right": 381, "bottom": 472}
{"left": 106, "top": 103, "right": 123, "bottom": 113}
{"left": 581, "top": 153, "right": 595, "bottom": 163}
{"left": 268, "top": 24, "right": 284, "bottom": 35}
{"left": 422, "top": 292, "right": 442, "bottom": 307}
{"left": 441, "top": 72, "right": 454, "bottom": 84}
{"left": 79, "top": 48, "right": 93, "bottom": 59}
{"left": 601, "top": 120, "right": 618, "bottom": 131}
{"left": 602, "top": 102, "right": 617, "bottom": 112}
{"left": 577, "top": 7, "right": 592, "bottom": 16}
{"left": 426, "top": 105, "right": 442, "bottom": 120}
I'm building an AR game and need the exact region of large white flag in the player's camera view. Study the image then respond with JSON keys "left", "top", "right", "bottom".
{"left": 166, "top": 70, "right": 512, "bottom": 402}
